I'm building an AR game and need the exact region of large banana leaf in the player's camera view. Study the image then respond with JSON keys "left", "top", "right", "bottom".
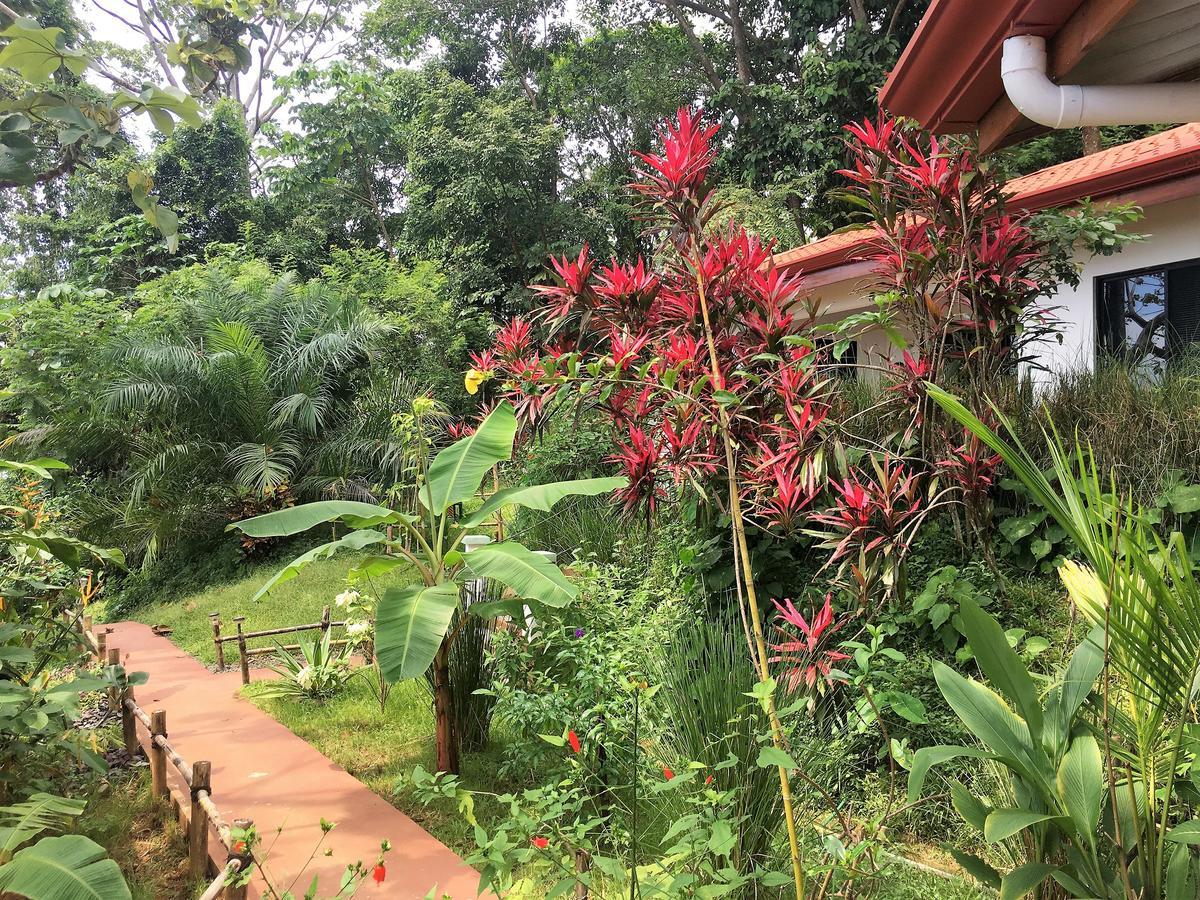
{"left": 230, "top": 500, "right": 409, "bottom": 538}
{"left": 422, "top": 402, "right": 516, "bottom": 515}
{"left": 463, "top": 541, "right": 577, "bottom": 607}
{"left": 459, "top": 476, "right": 628, "bottom": 527}
{"left": 375, "top": 582, "right": 461, "bottom": 683}
{"left": 0, "top": 835, "right": 131, "bottom": 900}
{"left": 252, "top": 529, "right": 387, "bottom": 601}
{"left": 0, "top": 794, "right": 85, "bottom": 862}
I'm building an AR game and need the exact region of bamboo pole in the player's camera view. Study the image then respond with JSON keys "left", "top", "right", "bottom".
{"left": 96, "top": 628, "right": 107, "bottom": 659}
{"left": 210, "top": 613, "right": 225, "bottom": 670}
{"left": 120, "top": 687, "right": 140, "bottom": 757}
{"left": 104, "top": 648, "right": 120, "bottom": 711}
{"left": 225, "top": 818, "right": 254, "bottom": 900}
{"left": 198, "top": 859, "right": 240, "bottom": 900}
{"left": 214, "top": 620, "right": 347, "bottom": 643}
{"left": 234, "top": 617, "right": 250, "bottom": 686}
{"left": 149, "top": 710, "right": 168, "bottom": 800}
{"left": 320, "top": 605, "right": 330, "bottom": 635}
{"left": 189, "top": 760, "right": 212, "bottom": 880}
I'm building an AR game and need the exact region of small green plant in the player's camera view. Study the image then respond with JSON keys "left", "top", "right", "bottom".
{"left": 907, "top": 564, "right": 990, "bottom": 652}
{"left": 259, "top": 630, "right": 354, "bottom": 703}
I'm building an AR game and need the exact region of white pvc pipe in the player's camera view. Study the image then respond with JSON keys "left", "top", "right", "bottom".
{"left": 1001, "top": 35, "right": 1200, "bottom": 129}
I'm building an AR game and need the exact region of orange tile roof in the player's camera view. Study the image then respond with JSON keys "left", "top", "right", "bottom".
{"left": 773, "top": 123, "right": 1200, "bottom": 275}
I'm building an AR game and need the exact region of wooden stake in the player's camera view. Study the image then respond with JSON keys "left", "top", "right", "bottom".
{"left": 189, "top": 760, "right": 212, "bottom": 880}
{"left": 149, "top": 710, "right": 168, "bottom": 800}
{"left": 120, "top": 686, "right": 140, "bottom": 758}
{"left": 104, "top": 647, "right": 120, "bottom": 709}
{"left": 320, "top": 605, "right": 331, "bottom": 635}
{"left": 574, "top": 848, "right": 590, "bottom": 898}
{"left": 234, "top": 617, "right": 249, "bottom": 686}
{"left": 225, "top": 817, "right": 253, "bottom": 900}
{"left": 96, "top": 628, "right": 107, "bottom": 659}
{"left": 210, "top": 613, "right": 225, "bottom": 670}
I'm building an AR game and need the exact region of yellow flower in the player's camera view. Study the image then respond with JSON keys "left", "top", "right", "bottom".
{"left": 1059, "top": 559, "right": 1108, "bottom": 620}
{"left": 464, "top": 368, "right": 491, "bottom": 395}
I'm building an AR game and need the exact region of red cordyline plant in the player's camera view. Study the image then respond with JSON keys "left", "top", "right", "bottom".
{"left": 770, "top": 594, "right": 849, "bottom": 702}
{"left": 468, "top": 106, "right": 826, "bottom": 896}
{"left": 839, "top": 114, "right": 1062, "bottom": 452}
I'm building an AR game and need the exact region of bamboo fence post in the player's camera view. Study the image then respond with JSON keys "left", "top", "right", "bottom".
{"left": 225, "top": 817, "right": 254, "bottom": 900}
{"left": 149, "top": 710, "right": 168, "bottom": 799}
{"left": 234, "top": 617, "right": 249, "bottom": 686}
{"left": 104, "top": 647, "right": 120, "bottom": 709}
{"left": 120, "top": 686, "right": 139, "bottom": 757}
{"left": 320, "top": 605, "right": 330, "bottom": 636}
{"left": 210, "top": 613, "right": 225, "bottom": 670}
{"left": 189, "top": 760, "right": 212, "bottom": 880}
{"left": 574, "top": 849, "right": 590, "bottom": 898}
{"left": 96, "top": 628, "right": 107, "bottom": 659}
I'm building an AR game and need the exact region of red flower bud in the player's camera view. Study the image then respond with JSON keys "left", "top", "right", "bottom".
{"left": 663, "top": 765, "right": 675, "bottom": 781}
{"left": 372, "top": 864, "right": 386, "bottom": 885}
{"left": 232, "top": 840, "right": 247, "bottom": 854}
{"left": 567, "top": 730, "right": 581, "bottom": 754}
{"left": 531, "top": 836, "right": 549, "bottom": 849}
{"left": 704, "top": 775, "right": 714, "bottom": 785}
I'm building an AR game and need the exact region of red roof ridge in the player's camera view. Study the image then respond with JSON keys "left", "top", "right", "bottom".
{"left": 773, "top": 123, "right": 1200, "bottom": 275}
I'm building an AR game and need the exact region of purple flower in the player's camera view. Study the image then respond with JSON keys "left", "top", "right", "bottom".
{"left": 574, "top": 628, "right": 585, "bottom": 638}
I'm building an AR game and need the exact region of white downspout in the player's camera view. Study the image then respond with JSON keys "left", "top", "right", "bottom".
{"left": 1001, "top": 35, "right": 1200, "bottom": 129}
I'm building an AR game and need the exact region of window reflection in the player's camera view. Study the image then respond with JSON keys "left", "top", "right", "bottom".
{"left": 1100, "top": 270, "right": 1168, "bottom": 378}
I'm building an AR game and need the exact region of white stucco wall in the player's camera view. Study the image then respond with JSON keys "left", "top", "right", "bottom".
{"left": 1029, "top": 193, "right": 1200, "bottom": 376}
{"left": 803, "top": 192, "right": 1200, "bottom": 380}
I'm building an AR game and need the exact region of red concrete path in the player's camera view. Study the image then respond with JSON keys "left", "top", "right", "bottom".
{"left": 105, "top": 622, "right": 483, "bottom": 899}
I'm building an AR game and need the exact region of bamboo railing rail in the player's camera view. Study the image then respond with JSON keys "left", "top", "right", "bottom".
{"left": 209, "top": 605, "right": 349, "bottom": 685}
{"left": 97, "top": 633, "right": 254, "bottom": 899}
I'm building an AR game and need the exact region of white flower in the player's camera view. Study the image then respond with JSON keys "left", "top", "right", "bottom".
{"left": 346, "top": 621, "right": 371, "bottom": 638}
{"left": 295, "top": 665, "right": 315, "bottom": 690}
{"left": 334, "top": 589, "right": 360, "bottom": 608}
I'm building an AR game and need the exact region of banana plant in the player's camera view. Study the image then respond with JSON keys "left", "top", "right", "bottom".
{"left": 230, "top": 400, "right": 625, "bottom": 773}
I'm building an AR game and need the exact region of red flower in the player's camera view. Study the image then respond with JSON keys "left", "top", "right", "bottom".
{"left": 531, "top": 836, "right": 550, "bottom": 850}
{"left": 231, "top": 840, "right": 247, "bottom": 855}
{"left": 704, "top": 774, "right": 714, "bottom": 785}
{"left": 567, "top": 730, "right": 581, "bottom": 754}
{"left": 372, "top": 864, "right": 386, "bottom": 885}
{"left": 662, "top": 765, "right": 675, "bottom": 781}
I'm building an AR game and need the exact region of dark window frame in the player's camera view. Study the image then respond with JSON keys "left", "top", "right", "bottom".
{"left": 1094, "top": 256, "right": 1200, "bottom": 372}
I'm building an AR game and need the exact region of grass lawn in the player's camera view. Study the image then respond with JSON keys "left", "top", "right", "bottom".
{"left": 118, "top": 553, "right": 370, "bottom": 666}
{"left": 79, "top": 769, "right": 205, "bottom": 899}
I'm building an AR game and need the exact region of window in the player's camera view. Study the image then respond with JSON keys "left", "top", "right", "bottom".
{"left": 816, "top": 338, "right": 859, "bottom": 380}
{"left": 1097, "top": 260, "right": 1200, "bottom": 377}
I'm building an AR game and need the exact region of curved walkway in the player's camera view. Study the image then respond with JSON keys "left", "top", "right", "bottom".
{"left": 105, "top": 622, "right": 483, "bottom": 899}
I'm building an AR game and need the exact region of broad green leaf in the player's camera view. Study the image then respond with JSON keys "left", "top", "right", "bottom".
{"left": 0, "top": 834, "right": 130, "bottom": 900}
{"left": 1043, "top": 633, "right": 1102, "bottom": 755}
{"left": 957, "top": 596, "right": 1043, "bottom": 740}
{"left": 932, "top": 662, "right": 1046, "bottom": 787}
{"left": 463, "top": 542, "right": 576, "bottom": 607}
{"left": 423, "top": 401, "right": 516, "bottom": 514}
{"left": 0, "top": 794, "right": 86, "bottom": 861}
{"left": 459, "top": 476, "right": 627, "bottom": 527}
{"left": 907, "top": 745, "right": 995, "bottom": 803}
{"left": 1167, "top": 842, "right": 1197, "bottom": 900}
{"left": 983, "top": 809, "right": 1057, "bottom": 843}
{"left": 949, "top": 780, "right": 990, "bottom": 833}
{"left": 230, "top": 500, "right": 407, "bottom": 538}
{"left": 756, "top": 746, "right": 799, "bottom": 770}
{"left": 950, "top": 850, "right": 1001, "bottom": 890}
{"left": 347, "top": 555, "right": 409, "bottom": 584}
{"left": 0, "top": 458, "right": 69, "bottom": 479}
{"left": 375, "top": 582, "right": 460, "bottom": 683}
{"left": 1000, "top": 863, "right": 1054, "bottom": 900}
{"left": 1165, "top": 820, "right": 1200, "bottom": 845}
{"left": 252, "top": 530, "right": 386, "bottom": 601}
{"left": 0, "top": 22, "right": 89, "bottom": 82}
{"left": 1057, "top": 734, "right": 1102, "bottom": 847}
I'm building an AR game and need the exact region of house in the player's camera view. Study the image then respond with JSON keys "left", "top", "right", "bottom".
{"left": 775, "top": 0, "right": 1200, "bottom": 378}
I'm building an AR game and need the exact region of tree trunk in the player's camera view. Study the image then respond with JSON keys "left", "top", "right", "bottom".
{"left": 432, "top": 644, "right": 460, "bottom": 774}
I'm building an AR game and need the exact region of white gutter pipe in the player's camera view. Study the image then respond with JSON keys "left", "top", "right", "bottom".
{"left": 1000, "top": 35, "right": 1200, "bottom": 128}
